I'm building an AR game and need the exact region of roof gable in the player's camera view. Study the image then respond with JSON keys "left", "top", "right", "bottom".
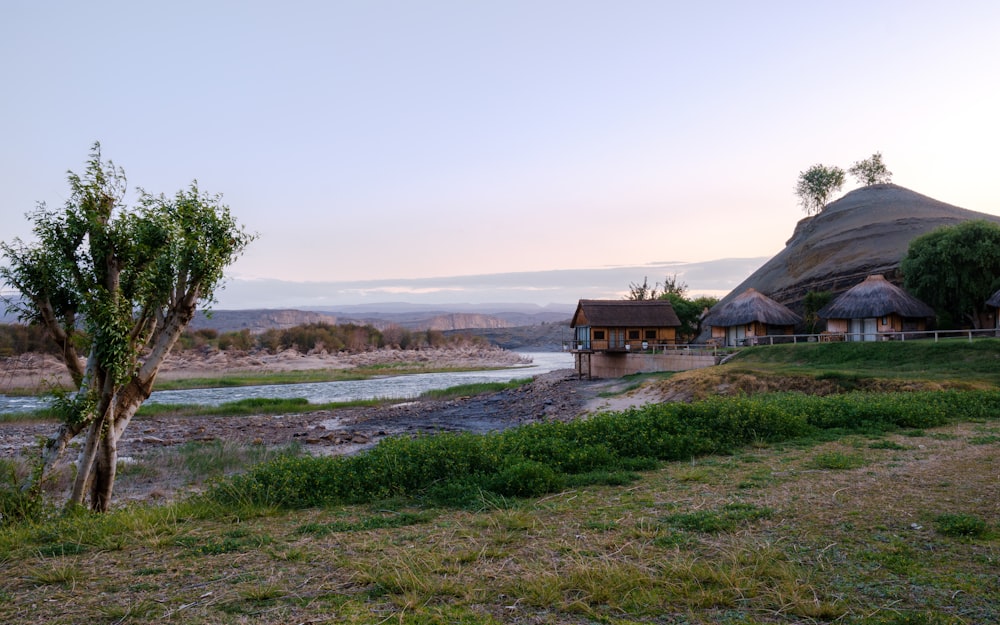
{"left": 571, "top": 299, "right": 681, "bottom": 328}
{"left": 988, "top": 288, "right": 1000, "bottom": 309}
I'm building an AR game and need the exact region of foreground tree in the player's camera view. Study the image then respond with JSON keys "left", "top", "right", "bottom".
{"left": 849, "top": 152, "right": 892, "bottom": 186}
{"left": 901, "top": 220, "right": 1000, "bottom": 329}
{"left": 795, "top": 164, "right": 846, "bottom": 215}
{"left": 0, "top": 145, "right": 254, "bottom": 511}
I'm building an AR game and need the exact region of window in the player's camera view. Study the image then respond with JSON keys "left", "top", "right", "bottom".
{"left": 628, "top": 330, "right": 640, "bottom": 340}
{"left": 593, "top": 330, "right": 605, "bottom": 340}
{"left": 645, "top": 330, "right": 657, "bottom": 340}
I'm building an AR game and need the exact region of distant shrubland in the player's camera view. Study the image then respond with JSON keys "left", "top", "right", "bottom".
{"left": 0, "top": 321, "right": 490, "bottom": 357}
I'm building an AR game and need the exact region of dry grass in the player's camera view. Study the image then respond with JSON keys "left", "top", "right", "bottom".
{"left": 2, "top": 420, "right": 998, "bottom": 624}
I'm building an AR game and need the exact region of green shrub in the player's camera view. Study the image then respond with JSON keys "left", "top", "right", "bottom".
{"left": 488, "top": 460, "right": 563, "bottom": 498}
{"left": 934, "top": 513, "right": 990, "bottom": 538}
{"left": 208, "top": 389, "right": 1000, "bottom": 511}
{"left": 0, "top": 486, "right": 43, "bottom": 526}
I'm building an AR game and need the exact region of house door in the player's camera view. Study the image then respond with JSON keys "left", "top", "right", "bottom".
{"left": 863, "top": 318, "right": 878, "bottom": 342}
{"left": 610, "top": 330, "right": 625, "bottom": 349}
{"left": 726, "top": 324, "right": 746, "bottom": 347}
{"left": 576, "top": 326, "right": 590, "bottom": 350}
{"left": 848, "top": 318, "right": 862, "bottom": 342}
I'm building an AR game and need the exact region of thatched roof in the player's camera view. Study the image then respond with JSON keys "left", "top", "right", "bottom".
{"left": 571, "top": 299, "right": 680, "bottom": 328}
{"left": 987, "top": 289, "right": 1000, "bottom": 308}
{"left": 704, "top": 288, "right": 801, "bottom": 327}
{"left": 818, "top": 274, "right": 934, "bottom": 319}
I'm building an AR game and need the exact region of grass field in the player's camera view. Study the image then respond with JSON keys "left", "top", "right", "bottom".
{"left": 1, "top": 340, "right": 999, "bottom": 624}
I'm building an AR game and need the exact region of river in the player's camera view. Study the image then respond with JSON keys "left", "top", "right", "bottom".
{"left": 0, "top": 351, "right": 574, "bottom": 414}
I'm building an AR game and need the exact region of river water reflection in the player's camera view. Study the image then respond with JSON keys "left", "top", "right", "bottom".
{"left": 0, "top": 351, "right": 573, "bottom": 414}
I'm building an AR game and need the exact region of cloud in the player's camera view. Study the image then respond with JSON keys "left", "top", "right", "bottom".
{"left": 214, "top": 258, "right": 767, "bottom": 310}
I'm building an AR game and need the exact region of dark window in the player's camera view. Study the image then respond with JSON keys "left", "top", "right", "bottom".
{"left": 628, "top": 330, "right": 640, "bottom": 340}
{"left": 645, "top": 330, "right": 657, "bottom": 340}
{"left": 593, "top": 330, "right": 605, "bottom": 340}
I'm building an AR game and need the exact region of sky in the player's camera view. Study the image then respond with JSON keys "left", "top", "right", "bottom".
{"left": 3, "top": 1, "right": 1000, "bottom": 309}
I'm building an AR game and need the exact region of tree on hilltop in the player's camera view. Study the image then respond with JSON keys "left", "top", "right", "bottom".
{"left": 849, "top": 152, "right": 893, "bottom": 186}
{"left": 0, "top": 144, "right": 255, "bottom": 512}
{"left": 795, "top": 164, "right": 845, "bottom": 215}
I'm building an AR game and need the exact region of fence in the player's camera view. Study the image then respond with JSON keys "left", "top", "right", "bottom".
{"left": 566, "top": 328, "right": 1000, "bottom": 352}
{"left": 721, "top": 328, "right": 1000, "bottom": 346}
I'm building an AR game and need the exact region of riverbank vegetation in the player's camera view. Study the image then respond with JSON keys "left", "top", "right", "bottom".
{"left": 0, "top": 321, "right": 490, "bottom": 359}
{"left": 2, "top": 340, "right": 999, "bottom": 623}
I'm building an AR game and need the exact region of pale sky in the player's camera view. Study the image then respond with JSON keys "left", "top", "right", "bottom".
{"left": 3, "top": 1, "right": 1000, "bottom": 308}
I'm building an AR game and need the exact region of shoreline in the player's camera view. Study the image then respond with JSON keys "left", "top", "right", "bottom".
{"left": 0, "top": 345, "right": 534, "bottom": 395}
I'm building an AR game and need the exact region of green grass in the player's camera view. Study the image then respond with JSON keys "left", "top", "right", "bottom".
{"left": 136, "top": 396, "right": 385, "bottom": 417}
{"left": 4, "top": 341, "right": 1000, "bottom": 623}
{"left": 728, "top": 339, "right": 1000, "bottom": 385}
{"left": 149, "top": 363, "right": 517, "bottom": 391}
{"left": 206, "top": 389, "right": 1000, "bottom": 511}
{"left": 417, "top": 377, "right": 532, "bottom": 400}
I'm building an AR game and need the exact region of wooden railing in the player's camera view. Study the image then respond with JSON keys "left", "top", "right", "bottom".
{"left": 723, "top": 328, "right": 1000, "bottom": 346}
{"left": 566, "top": 328, "right": 1000, "bottom": 352}
{"left": 564, "top": 340, "right": 722, "bottom": 355}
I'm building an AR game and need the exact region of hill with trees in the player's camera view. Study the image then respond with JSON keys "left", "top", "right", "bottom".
{"left": 717, "top": 183, "right": 1000, "bottom": 316}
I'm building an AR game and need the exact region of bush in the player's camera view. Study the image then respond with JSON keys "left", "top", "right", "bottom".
{"left": 209, "top": 390, "right": 1000, "bottom": 510}
{"left": 489, "top": 460, "right": 563, "bottom": 498}
{"left": 934, "top": 513, "right": 990, "bottom": 538}
{"left": 0, "top": 486, "right": 43, "bottom": 526}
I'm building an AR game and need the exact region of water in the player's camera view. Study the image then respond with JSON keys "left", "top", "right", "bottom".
{"left": 0, "top": 351, "right": 573, "bottom": 414}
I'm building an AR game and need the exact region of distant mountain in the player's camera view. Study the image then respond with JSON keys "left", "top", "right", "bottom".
{"left": 445, "top": 323, "right": 573, "bottom": 352}
{"left": 715, "top": 183, "right": 1000, "bottom": 314}
{"left": 189, "top": 307, "right": 570, "bottom": 334}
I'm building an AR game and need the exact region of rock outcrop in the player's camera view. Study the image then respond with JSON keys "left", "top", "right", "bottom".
{"left": 719, "top": 184, "right": 1000, "bottom": 315}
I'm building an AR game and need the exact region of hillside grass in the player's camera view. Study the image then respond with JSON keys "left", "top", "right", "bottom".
{"left": 727, "top": 338, "right": 1000, "bottom": 386}
{"left": 2, "top": 340, "right": 1000, "bottom": 623}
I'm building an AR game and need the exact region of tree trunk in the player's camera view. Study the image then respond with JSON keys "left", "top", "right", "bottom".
{"left": 85, "top": 381, "right": 148, "bottom": 511}
{"left": 68, "top": 414, "right": 106, "bottom": 508}
{"left": 90, "top": 425, "right": 118, "bottom": 513}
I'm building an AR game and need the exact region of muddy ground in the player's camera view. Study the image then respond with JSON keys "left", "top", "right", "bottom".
{"left": 0, "top": 369, "right": 633, "bottom": 463}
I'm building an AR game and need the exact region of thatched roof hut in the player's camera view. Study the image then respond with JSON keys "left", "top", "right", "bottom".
{"left": 704, "top": 288, "right": 801, "bottom": 327}
{"left": 818, "top": 275, "right": 934, "bottom": 320}
{"left": 987, "top": 288, "right": 1000, "bottom": 309}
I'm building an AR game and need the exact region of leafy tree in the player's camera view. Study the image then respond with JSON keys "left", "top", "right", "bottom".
{"left": 802, "top": 290, "right": 833, "bottom": 334}
{"left": 901, "top": 220, "right": 1000, "bottom": 329}
{"left": 849, "top": 152, "right": 892, "bottom": 186}
{"left": 795, "top": 164, "right": 846, "bottom": 215}
{"left": 0, "top": 144, "right": 254, "bottom": 511}
{"left": 626, "top": 274, "right": 716, "bottom": 341}
{"left": 662, "top": 292, "right": 719, "bottom": 342}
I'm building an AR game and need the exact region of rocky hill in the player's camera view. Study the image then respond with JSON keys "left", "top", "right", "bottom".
{"left": 718, "top": 183, "right": 1000, "bottom": 314}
